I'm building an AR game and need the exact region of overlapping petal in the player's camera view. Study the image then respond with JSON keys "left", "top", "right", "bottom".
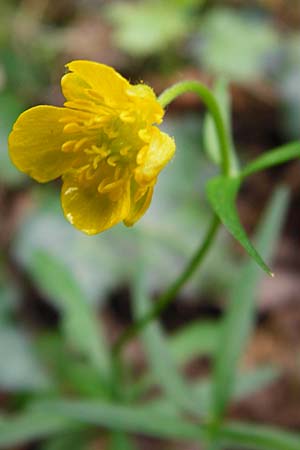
{"left": 8, "top": 60, "right": 176, "bottom": 234}
{"left": 135, "top": 127, "right": 175, "bottom": 186}
{"left": 62, "top": 60, "right": 129, "bottom": 106}
{"left": 9, "top": 106, "right": 79, "bottom": 182}
{"left": 127, "top": 84, "right": 164, "bottom": 124}
{"left": 61, "top": 169, "right": 131, "bottom": 235}
{"left": 124, "top": 183, "right": 154, "bottom": 227}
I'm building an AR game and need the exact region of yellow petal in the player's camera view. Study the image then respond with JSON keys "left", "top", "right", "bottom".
{"left": 62, "top": 60, "right": 129, "bottom": 106}
{"left": 61, "top": 170, "right": 131, "bottom": 235}
{"left": 127, "top": 84, "right": 164, "bottom": 124}
{"left": 124, "top": 183, "right": 154, "bottom": 227}
{"left": 135, "top": 127, "right": 175, "bottom": 186}
{"left": 9, "top": 106, "right": 78, "bottom": 182}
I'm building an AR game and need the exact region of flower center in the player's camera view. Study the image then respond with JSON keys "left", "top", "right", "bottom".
{"left": 60, "top": 108, "right": 151, "bottom": 200}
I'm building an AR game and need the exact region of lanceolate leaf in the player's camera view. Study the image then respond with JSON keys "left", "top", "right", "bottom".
{"left": 29, "top": 251, "right": 110, "bottom": 380}
{"left": 210, "top": 187, "right": 289, "bottom": 423}
{"left": 206, "top": 176, "right": 272, "bottom": 275}
{"left": 131, "top": 258, "right": 203, "bottom": 416}
{"left": 6, "top": 400, "right": 298, "bottom": 450}
{"left": 242, "top": 141, "right": 300, "bottom": 178}
{"left": 203, "top": 79, "right": 231, "bottom": 166}
{"left": 0, "top": 413, "right": 80, "bottom": 448}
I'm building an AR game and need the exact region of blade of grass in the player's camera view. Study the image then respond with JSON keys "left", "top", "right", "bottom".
{"left": 0, "top": 413, "right": 81, "bottom": 448}
{"left": 29, "top": 251, "right": 110, "bottom": 380}
{"left": 220, "top": 421, "right": 300, "bottom": 450}
{"left": 131, "top": 250, "right": 203, "bottom": 416}
{"left": 132, "top": 320, "right": 220, "bottom": 396}
{"left": 169, "top": 320, "right": 220, "bottom": 364}
{"left": 210, "top": 187, "right": 290, "bottom": 423}
{"left": 144, "top": 365, "right": 279, "bottom": 415}
{"left": 109, "top": 432, "right": 137, "bottom": 450}
{"left": 24, "top": 400, "right": 300, "bottom": 450}
{"left": 206, "top": 176, "right": 272, "bottom": 275}
{"left": 242, "top": 141, "right": 300, "bottom": 178}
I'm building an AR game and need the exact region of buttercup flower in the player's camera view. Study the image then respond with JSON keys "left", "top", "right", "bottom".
{"left": 9, "top": 60, "right": 175, "bottom": 234}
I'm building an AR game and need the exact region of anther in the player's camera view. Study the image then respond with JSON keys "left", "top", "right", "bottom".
{"left": 138, "top": 128, "right": 151, "bottom": 142}
{"left": 107, "top": 155, "right": 120, "bottom": 167}
{"left": 120, "top": 111, "right": 135, "bottom": 123}
{"left": 62, "top": 140, "right": 76, "bottom": 152}
{"left": 63, "top": 122, "right": 81, "bottom": 134}
{"left": 74, "top": 137, "right": 90, "bottom": 151}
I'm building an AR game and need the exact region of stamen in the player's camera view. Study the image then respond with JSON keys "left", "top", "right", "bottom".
{"left": 85, "top": 166, "right": 97, "bottom": 180}
{"left": 74, "top": 137, "right": 90, "bottom": 151}
{"left": 120, "top": 111, "right": 135, "bottom": 123}
{"left": 76, "top": 164, "right": 90, "bottom": 182}
{"left": 63, "top": 122, "right": 82, "bottom": 134}
{"left": 62, "top": 140, "right": 77, "bottom": 152}
{"left": 107, "top": 155, "right": 120, "bottom": 167}
{"left": 136, "top": 146, "right": 148, "bottom": 165}
{"left": 84, "top": 116, "right": 109, "bottom": 130}
{"left": 120, "top": 146, "right": 131, "bottom": 156}
{"left": 114, "top": 167, "right": 122, "bottom": 180}
{"left": 98, "top": 178, "right": 124, "bottom": 194}
{"left": 93, "top": 155, "right": 102, "bottom": 169}
{"left": 104, "top": 127, "right": 119, "bottom": 139}
{"left": 138, "top": 128, "right": 152, "bottom": 142}
{"left": 134, "top": 186, "right": 147, "bottom": 202}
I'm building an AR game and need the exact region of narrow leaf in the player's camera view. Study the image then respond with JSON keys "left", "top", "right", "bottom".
{"left": 210, "top": 187, "right": 289, "bottom": 422}
{"left": 29, "top": 251, "right": 110, "bottom": 378}
{"left": 134, "top": 320, "right": 220, "bottom": 395}
{"left": 220, "top": 421, "right": 300, "bottom": 450}
{"left": 109, "top": 432, "right": 137, "bottom": 450}
{"left": 144, "top": 365, "right": 279, "bottom": 417}
{"left": 131, "top": 256, "right": 203, "bottom": 416}
{"left": 29, "top": 400, "right": 204, "bottom": 441}
{"left": 203, "top": 79, "right": 231, "bottom": 166}
{"left": 0, "top": 413, "right": 80, "bottom": 448}
{"left": 169, "top": 320, "right": 220, "bottom": 364}
{"left": 242, "top": 141, "right": 300, "bottom": 178}
{"left": 26, "top": 400, "right": 300, "bottom": 450}
{"left": 206, "top": 175, "right": 272, "bottom": 275}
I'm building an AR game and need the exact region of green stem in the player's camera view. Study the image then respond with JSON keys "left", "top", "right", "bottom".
{"left": 112, "top": 80, "right": 233, "bottom": 356}
{"left": 112, "top": 214, "right": 220, "bottom": 356}
{"left": 158, "top": 81, "right": 234, "bottom": 177}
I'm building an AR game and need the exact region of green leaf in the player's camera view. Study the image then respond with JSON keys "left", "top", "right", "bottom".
{"left": 36, "top": 333, "right": 107, "bottom": 398}
{"left": 109, "top": 432, "right": 137, "bottom": 450}
{"left": 130, "top": 320, "right": 220, "bottom": 398}
{"left": 193, "top": 8, "right": 278, "bottom": 82}
{"left": 210, "top": 187, "right": 290, "bottom": 422}
{"left": 169, "top": 320, "right": 220, "bottom": 364}
{"left": 28, "top": 400, "right": 205, "bottom": 441}
{"left": 242, "top": 141, "right": 300, "bottom": 178}
{"left": 220, "top": 421, "right": 300, "bottom": 450}
{"left": 41, "top": 431, "right": 91, "bottom": 450}
{"left": 206, "top": 175, "right": 272, "bottom": 274}
{"left": 0, "top": 326, "right": 51, "bottom": 392}
{"left": 131, "top": 255, "right": 203, "bottom": 416}
{"left": 0, "top": 257, "right": 20, "bottom": 322}
{"left": 106, "top": 0, "right": 190, "bottom": 57}
{"left": 29, "top": 251, "right": 110, "bottom": 379}
{"left": 27, "top": 400, "right": 300, "bottom": 450}
{"left": 0, "top": 412, "right": 80, "bottom": 448}
{"left": 203, "top": 79, "right": 231, "bottom": 166}
{"left": 145, "top": 366, "right": 279, "bottom": 416}
{"left": 0, "top": 91, "right": 26, "bottom": 186}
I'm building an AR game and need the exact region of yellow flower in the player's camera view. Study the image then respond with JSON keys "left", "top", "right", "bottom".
{"left": 9, "top": 60, "right": 175, "bottom": 234}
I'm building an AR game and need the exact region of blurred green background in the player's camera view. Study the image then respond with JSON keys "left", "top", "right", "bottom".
{"left": 0, "top": 1, "right": 300, "bottom": 449}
